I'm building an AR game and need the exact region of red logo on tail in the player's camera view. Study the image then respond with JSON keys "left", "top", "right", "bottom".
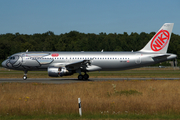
{"left": 150, "top": 30, "right": 170, "bottom": 51}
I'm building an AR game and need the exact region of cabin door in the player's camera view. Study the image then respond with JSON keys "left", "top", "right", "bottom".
{"left": 135, "top": 53, "right": 141, "bottom": 64}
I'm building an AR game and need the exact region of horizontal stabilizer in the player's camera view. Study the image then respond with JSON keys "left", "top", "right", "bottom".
{"left": 152, "top": 55, "right": 170, "bottom": 59}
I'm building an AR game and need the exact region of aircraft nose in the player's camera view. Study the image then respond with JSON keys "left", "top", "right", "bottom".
{"left": 1, "top": 60, "right": 7, "bottom": 68}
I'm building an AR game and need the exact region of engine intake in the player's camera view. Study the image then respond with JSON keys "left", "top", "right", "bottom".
{"left": 48, "top": 67, "right": 73, "bottom": 77}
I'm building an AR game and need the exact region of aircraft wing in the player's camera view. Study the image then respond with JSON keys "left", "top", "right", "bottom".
{"left": 65, "top": 60, "right": 91, "bottom": 70}
{"left": 50, "top": 58, "right": 92, "bottom": 70}
{"left": 51, "top": 58, "right": 101, "bottom": 71}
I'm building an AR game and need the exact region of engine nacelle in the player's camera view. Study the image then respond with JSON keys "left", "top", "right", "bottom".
{"left": 48, "top": 67, "right": 73, "bottom": 77}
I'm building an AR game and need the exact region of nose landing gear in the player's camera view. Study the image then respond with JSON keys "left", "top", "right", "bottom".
{"left": 23, "top": 70, "right": 28, "bottom": 80}
{"left": 23, "top": 76, "right": 27, "bottom": 80}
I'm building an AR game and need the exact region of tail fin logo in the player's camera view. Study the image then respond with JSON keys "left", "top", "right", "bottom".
{"left": 150, "top": 30, "right": 170, "bottom": 51}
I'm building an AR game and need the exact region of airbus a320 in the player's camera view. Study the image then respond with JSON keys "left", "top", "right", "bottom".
{"left": 1, "top": 23, "right": 177, "bottom": 80}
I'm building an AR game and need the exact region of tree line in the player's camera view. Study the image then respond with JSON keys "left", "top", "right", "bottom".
{"left": 0, "top": 31, "right": 180, "bottom": 65}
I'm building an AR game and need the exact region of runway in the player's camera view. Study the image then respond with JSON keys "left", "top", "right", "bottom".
{"left": 0, "top": 78, "right": 180, "bottom": 84}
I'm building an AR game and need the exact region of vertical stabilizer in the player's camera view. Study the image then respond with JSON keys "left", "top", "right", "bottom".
{"left": 140, "top": 23, "right": 174, "bottom": 53}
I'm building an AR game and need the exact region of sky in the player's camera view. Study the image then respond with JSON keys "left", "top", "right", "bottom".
{"left": 0, "top": 0, "right": 180, "bottom": 35}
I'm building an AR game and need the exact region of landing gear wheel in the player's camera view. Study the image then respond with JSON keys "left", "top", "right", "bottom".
{"left": 78, "top": 75, "right": 84, "bottom": 80}
{"left": 83, "top": 74, "right": 89, "bottom": 80}
{"left": 23, "top": 76, "right": 27, "bottom": 80}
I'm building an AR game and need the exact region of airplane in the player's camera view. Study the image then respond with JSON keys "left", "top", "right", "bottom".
{"left": 1, "top": 23, "right": 177, "bottom": 80}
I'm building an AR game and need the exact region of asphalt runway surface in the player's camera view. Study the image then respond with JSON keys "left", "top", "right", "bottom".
{"left": 0, "top": 78, "right": 180, "bottom": 84}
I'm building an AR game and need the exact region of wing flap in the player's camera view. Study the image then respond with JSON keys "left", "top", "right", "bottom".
{"left": 50, "top": 59, "right": 94, "bottom": 70}
{"left": 65, "top": 60, "right": 85, "bottom": 70}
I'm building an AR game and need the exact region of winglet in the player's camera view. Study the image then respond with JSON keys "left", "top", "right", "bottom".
{"left": 140, "top": 23, "right": 174, "bottom": 53}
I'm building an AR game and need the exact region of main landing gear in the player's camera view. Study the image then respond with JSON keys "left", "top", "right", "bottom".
{"left": 78, "top": 74, "right": 89, "bottom": 80}
{"left": 23, "top": 70, "right": 28, "bottom": 80}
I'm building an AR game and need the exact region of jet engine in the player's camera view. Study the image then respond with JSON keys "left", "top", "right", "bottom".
{"left": 48, "top": 67, "right": 73, "bottom": 77}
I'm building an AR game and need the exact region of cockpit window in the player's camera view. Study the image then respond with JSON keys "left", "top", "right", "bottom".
{"left": 9, "top": 56, "right": 15, "bottom": 59}
{"left": 9, "top": 55, "right": 19, "bottom": 64}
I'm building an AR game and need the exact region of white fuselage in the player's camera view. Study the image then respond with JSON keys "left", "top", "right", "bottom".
{"left": 2, "top": 51, "right": 177, "bottom": 71}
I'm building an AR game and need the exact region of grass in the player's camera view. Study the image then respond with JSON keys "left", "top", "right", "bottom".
{"left": 116, "top": 90, "right": 142, "bottom": 96}
{"left": 0, "top": 67, "right": 180, "bottom": 78}
{"left": 1, "top": 114, "right": 180, "bottom": 120}
{"left": 1, "top": 80, "right": 180, "bottom": 119}
{"left": 0, "top": 67, "right": 180, "bottom": 119}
